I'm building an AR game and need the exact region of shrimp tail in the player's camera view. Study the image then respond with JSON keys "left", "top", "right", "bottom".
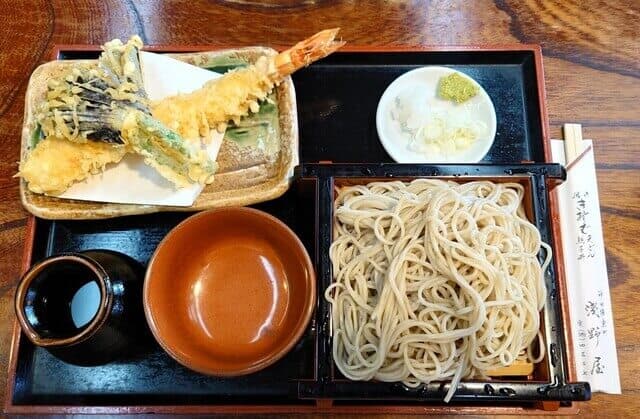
{"left": 272, "top": 28, "right": 345, "bottom": 79}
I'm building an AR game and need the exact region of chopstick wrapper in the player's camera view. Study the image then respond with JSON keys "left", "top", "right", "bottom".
{"left": 56, "top": 51, "right": 224, "bottom": 206}
{"left": 551, "top": 139, "right": 621, "bottom": 394}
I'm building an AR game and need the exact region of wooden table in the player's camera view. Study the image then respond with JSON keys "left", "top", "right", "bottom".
{"left": 0, "top": 0, "right": 637, "bottom": 416}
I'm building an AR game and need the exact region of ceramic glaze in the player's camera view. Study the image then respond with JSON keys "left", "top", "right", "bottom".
{"left": 144, "top": 207, "right": 315, "bottom": 376}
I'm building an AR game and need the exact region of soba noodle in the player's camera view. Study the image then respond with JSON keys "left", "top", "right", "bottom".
{"left": 326, "top": 180, "right": 551, "bottom": 402}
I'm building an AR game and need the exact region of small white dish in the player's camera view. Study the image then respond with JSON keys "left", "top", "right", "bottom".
{"left": 376, "top": 66, "right": 497, "bottom": 163}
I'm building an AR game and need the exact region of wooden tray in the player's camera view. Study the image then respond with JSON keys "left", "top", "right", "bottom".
{"left": 5, "top": 44, "right": 589, "bottom": 415}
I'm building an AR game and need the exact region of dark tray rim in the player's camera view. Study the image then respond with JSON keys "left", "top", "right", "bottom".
{"left": 5, "top": 44, "right": 579, "bottom": 416}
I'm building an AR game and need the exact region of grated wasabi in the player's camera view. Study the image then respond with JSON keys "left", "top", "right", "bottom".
{"left": 437, "top": 72, "right": 479, "bottom": 104}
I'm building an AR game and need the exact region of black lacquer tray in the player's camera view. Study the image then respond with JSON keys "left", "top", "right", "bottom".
{"left": 5, "top": 46, "right": 589, "bottom": 415}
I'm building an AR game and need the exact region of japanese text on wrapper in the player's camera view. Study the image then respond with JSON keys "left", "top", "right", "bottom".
{"left": 578, "top": 290, "right": 608, "bottom": 377}
{"left": 572, "top": 192, "right": 595, "bottom": 260}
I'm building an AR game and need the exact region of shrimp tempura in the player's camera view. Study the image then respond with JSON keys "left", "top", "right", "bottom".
{"left": 151, "top": 28, "right": 345, "bottom": 141}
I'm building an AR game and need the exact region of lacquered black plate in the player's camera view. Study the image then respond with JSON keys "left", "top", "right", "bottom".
{"left": 294, "top": 51, "right": 544, "bottom": 164}
{"left": 13, "top": 185, "right": 318, "bottom": 406}
{"left": 9, "top": 48, "right": 589, "bottom": 411}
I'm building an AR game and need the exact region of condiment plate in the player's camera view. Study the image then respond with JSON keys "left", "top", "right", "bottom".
{"left": 376, "top": 66, "right": 496, "bottom": 163}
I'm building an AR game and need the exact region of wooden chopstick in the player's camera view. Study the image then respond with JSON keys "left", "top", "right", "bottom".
{"left": 563, "top": 123, "right": 584, "bottom": 164}
{"left": 566, "top": 144, "right": 593, "bottom": 172}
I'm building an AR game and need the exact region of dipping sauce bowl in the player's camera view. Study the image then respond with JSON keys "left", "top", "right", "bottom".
{"left": 144, "top": 207, "right": 316, "bottom": 376}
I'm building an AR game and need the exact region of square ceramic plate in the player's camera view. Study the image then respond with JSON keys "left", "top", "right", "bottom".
{"left": 19, "top": 47, "right": 298, "bottom": 220}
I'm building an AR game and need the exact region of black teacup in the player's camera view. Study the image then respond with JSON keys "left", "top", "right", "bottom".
{"left": 15, "top": 250, "right": 148, "bottom": 366}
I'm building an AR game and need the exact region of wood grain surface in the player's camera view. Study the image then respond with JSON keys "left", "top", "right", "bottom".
{"left": 0, "top": 0, "right": 638, "bottom": 417}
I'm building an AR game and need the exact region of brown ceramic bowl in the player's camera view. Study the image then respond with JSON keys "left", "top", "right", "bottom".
{"left": 144, "top": 207, "right": 316, "bottom": 376}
